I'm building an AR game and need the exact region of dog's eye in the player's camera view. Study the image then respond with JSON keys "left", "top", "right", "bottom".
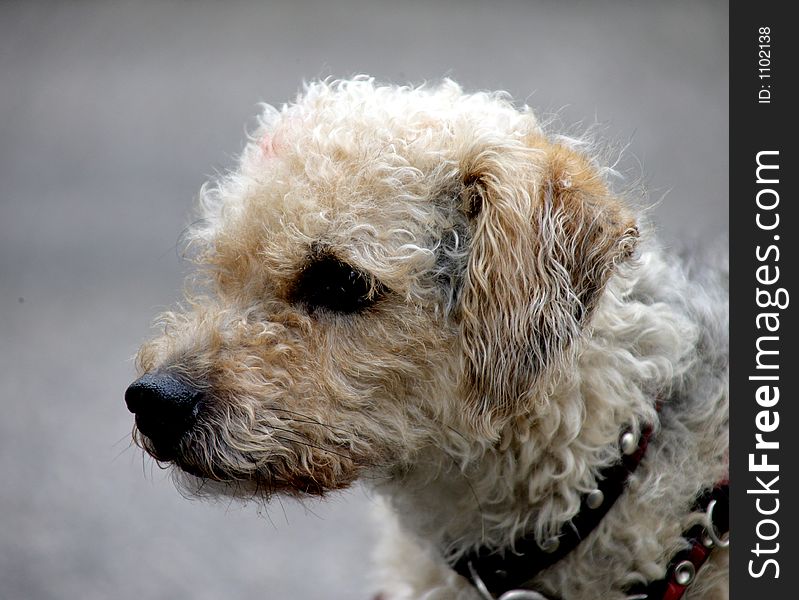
{"left": 290, "top": 255, "right": 384, "bottom": 314}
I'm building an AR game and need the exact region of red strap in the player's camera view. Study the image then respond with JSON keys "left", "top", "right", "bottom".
{"left": 662, "top": 543, "right": 713, "bottom": 600}
{"left": 636, "top": 483, "right": 728, "bottom": 600}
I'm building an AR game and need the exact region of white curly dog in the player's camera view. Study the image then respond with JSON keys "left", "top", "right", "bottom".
{"left": 126, "top": 78, "right": 729, "bottom": 600}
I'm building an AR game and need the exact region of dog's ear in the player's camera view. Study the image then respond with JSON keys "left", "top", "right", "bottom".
{"left": 458, "top": 135, "right": 639, "bottom": 425}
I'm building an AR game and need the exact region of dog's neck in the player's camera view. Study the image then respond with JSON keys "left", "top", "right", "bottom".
{"left": 375, "top": 248, "right": 701, "bottom": 559}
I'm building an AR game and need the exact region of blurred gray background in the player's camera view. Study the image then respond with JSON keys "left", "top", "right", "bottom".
{"left": 0, "top": 1, "right": 727, "bottom": 599}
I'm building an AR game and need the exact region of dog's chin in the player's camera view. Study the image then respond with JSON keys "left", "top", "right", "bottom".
{"left": 138, "top": 449, "right": 280, "bottom": 501}
{"left": 168, "top": 461, "right": 352, "bottom": 501}
{"left": 153, "top": 449, "right": 357, "bottom": 500}
{"left": 134, "top": 426, "right": 361, "bottom": 498}
{"left": 168, "top": 467, "right": 262, "bottom": 501}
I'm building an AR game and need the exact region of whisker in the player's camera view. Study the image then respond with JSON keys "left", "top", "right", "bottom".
{"left": 271, "top": 433, "right": 355, "bottom": 462}
{"left": 259, "top": 500, "right": 278, "bottom": 531}
{"left": 296, "top": 497, "right": 323, "bottom": 520}
{"left": 268, "top": 408, "right": 354, "bottom": 436}
{"left": 276, "top": 495, "right": 291, "bottom": 526}
{"left": 112, "top": 438, "right": 137, "bottom": 463}
{"left": 112, "top": 432, "right": 135, "bottom": 448}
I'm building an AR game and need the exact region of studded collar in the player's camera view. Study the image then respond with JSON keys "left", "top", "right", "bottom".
{"left": 452, "top": 425, "right": 653, "bottom": 598}
{"left": 451, "top": 425, "right": 729, "bottom": 600}
{"left": 626, "top": 483, "right": 729, "bottom": 600}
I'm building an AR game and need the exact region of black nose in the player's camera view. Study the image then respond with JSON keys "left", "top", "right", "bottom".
{"left": 125, "top": 373, "right": 203, "bottom": 458}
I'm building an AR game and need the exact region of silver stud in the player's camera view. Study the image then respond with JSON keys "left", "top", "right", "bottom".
{"left": 540, "top": 536, "right": 560, "bottom": 553}
{"left": 586, "top": 489, "right": 604, "bottom": 509}
{"left": 674, "top": 560, "right": 696, "bottom": 586}
{"left": 620, "top": 431, "right": 638, "bottom": 455}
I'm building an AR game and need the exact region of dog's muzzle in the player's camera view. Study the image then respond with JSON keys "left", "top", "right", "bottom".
{"left": 125, "top": 373, "right": 203, "bottom": 460}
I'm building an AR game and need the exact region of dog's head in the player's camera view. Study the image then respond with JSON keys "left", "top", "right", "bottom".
{"left": 126, "top": 79, "right": 637, "bottom": 497}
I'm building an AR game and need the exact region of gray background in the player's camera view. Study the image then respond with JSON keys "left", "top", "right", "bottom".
{"left": 0, "top": 1, "right": 727, "bottom": 599}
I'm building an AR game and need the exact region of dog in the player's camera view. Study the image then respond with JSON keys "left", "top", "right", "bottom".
{"left": 126, "top": 78, "right": 729, "bottom": 600}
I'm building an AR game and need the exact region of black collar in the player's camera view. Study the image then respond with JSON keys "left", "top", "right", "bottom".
{"left": 452, "top": 425, "right": 653, "bottom": 597}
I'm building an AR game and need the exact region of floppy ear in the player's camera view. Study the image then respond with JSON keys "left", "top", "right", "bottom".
{"left": 459, "top": 136, "right": 639, "bottom": 424}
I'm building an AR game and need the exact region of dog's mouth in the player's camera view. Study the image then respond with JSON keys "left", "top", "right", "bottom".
{"left": 126, "top": 372, "right": 365, "bottom": 496}
{"left": 136, "top": 430, "right": 361, "bottom": 498}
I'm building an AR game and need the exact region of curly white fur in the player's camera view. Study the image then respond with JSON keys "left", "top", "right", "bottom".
{"left": 132, "top": 77, "right": 728, "bottom": 600}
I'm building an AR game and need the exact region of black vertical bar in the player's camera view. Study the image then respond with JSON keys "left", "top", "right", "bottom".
{"left": 730, "top": 1, "right": 796, "bottom": 597}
